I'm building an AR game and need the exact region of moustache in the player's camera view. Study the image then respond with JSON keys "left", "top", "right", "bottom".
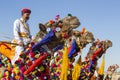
{"left": 26, "top": 17, "right": 29, "bottom": 20}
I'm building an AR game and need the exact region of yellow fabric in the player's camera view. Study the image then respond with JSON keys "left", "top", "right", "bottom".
{"left": 60, "top": 46, "right": 69, "bottom": 80}
{"left": 20, "top": 20, "right": 30, "bottom": 34}
{"left": 98, "top": 55, "right": 105, "bottom": 75}
{"left": 0, "top": 43, "right": 15, "bottom": 60}
{"left": 72, "top": 55, "right": 82, "bottom": 80}
{"left": 0, "top": 73, "right": 2, "bottom": 79}
{"left": 18, "top": 32, "right": 29, "bottom": 38}
{"left": 11, "top": 39, "right": 17, "bottom": 47}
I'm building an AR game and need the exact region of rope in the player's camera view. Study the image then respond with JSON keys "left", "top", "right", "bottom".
{"left": 0, "top": 41, "right": 18, "bottom": 45}
{"left": 0, "top": 32, "right": 13, "bottom": 40}
{"left": 0, "top": 32, "right": 13, "bottom": 37}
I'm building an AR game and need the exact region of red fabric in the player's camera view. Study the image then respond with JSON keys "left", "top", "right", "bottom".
{"left": 23, "top": 54, "right": 48, "bottom": 75}
{"left": 68, "top": 44, "right": 72, "bottom": 53}
{"left": 39, "top": 66, "right": 50, "bottom": 80}
{"left": 21, "top": 8, "right": 31, "bottom": 13}
{"left": 92, "top": 47, "right": 102, "bottom": 59}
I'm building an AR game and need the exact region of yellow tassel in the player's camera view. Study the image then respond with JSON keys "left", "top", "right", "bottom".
{"left": 72, "top": 55, "right": 82, "bottom": 80}
{"left": 60, "top": 46, "right": 69, "bottom": 80}
{"left": 98, "top": 55, "right": 105, "bottom": 75}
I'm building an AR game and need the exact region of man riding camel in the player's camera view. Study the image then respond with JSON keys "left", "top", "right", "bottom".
{"left": 12, "top": 8, "right": 32, "bottom": 65}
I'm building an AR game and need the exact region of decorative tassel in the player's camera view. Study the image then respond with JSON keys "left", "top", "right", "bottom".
{"left": 55, "top": 15, "right": 60, "bottom": 21}
{"left": 72, "top": 55, "right": 82, "bottom": 80}
{"left": 98, "top": 55, "right": 105, "bottom": 75}
{"left": 60, "top": 46, "right": 69, "bottom": 80}
{"left": 32, "top": 30, "right": 55, "bottom": 52}
{"left": 68, "top": 39, "right": 77, "bottom": 58}
{"left": 80, "top": 27, "right": 85, "bottom": 34}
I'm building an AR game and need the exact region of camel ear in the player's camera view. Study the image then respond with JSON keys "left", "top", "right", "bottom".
{"left": 39, "top": 23, "right": 46, "bottom": 32}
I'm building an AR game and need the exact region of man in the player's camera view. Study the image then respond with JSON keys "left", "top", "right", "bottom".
{"left": 12, "top": 8, "right": 32, "bottom": 65}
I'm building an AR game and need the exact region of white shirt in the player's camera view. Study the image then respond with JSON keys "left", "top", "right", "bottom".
{"left": 13, "top": 18, "right": 31, "bottom": 45}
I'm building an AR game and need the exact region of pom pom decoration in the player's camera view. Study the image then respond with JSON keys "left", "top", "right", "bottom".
{"left": 68, "top": 13, "right": 72, "bottom": 17}
{"left": 55, "top": 15, "right": 60, "bottom": 21}
{"left": 0, "top": 14, "right": 112, "bottom": 80}
{"left": 23, "top": 53, "right": 48, "bottom": 75}
{"left": 49, "top": 20, "right": 55, "bottom": 24}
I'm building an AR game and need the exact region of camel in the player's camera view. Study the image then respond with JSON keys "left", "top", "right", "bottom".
{"left": 105, "top": 64, "right": 119, "bottom": 80}
{"left": 32, "top": 15, "right": 80, "bottom": 50}
{"left": 0, "top": 14, "right": 81, "bottom": 79}
{"left": 49, "top": 29, "right": 95, "bottom": 80}
{"left": 79, "top": 40, "right": 112, "bottom": 80}
{"left": 0, "top": 15, "right": 112, "bottom": 80}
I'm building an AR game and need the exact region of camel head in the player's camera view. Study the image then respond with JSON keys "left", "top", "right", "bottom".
{"left": 62, "top": 28, "right": 94, "bottom": 61}
{"left": 66, "top": 28, "right": 94, "bottom": 50}
{"left": 33, "top": 15, "right": 80, "bottom": 43}
{"left": 75, "top": 28, "right": 95, "bottom": 49}
{"left": 85, "top": 39, "right": 112, "bottom": 60}
{"left": 101, "top": 40, "right": 112, "bottom": 52}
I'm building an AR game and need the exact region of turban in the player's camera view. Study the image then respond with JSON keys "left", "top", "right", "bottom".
{"left": 21, "top": 8, "right": 31, "bottom": 14}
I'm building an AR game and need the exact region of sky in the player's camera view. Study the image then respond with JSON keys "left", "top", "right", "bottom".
{"left": 0, "top": 0, "right": 120, "bottom": 71}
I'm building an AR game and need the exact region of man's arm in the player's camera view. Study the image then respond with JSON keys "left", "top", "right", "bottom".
{"left": 13, "top": 20, "right": 23, "bottom": 46}
{"left": 26, "top": 23, "right": 32, "bottom": 39}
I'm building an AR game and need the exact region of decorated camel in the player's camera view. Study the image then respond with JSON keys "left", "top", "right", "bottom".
{"left": 79, "top": 40, "right": 112, "bottom": 80}
{"left": 0, "top": 14, "right": 81, "bottom": 79}
{"left": 49, "top": 39, "right": 112, "bottom": 80}
{"left": 104, "top": 64, "right": 119, "bottom": 80}
{"left": 22, "top": 14, "right": 112, "bottom": 80}
{"left": 0, "top": 14, "right": 112, "bottom": 80}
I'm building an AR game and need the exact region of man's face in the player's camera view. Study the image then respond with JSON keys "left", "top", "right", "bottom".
{"left": 22, "top": 13, "right": 30, "bottom": 21}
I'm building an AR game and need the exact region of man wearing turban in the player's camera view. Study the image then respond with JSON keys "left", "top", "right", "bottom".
{"left": 12, "top": 8, "right": 32, "bottom": 65}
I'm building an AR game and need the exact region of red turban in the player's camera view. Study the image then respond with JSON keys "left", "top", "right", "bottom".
{"left": 21, "top": 8, "right": 31, "bottom": 14}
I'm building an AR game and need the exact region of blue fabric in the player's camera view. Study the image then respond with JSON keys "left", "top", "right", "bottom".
{"left": 68, "top": 39, "right": 77, "bottom": 58}
{"left": 32, "top": 30, "right": 55, "bottom": 52}
{"left": 88, "top": 60, "right": 92, "bottom": 72}
{"left": 52, "top": 42, "right": 64, "bottom": 52}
